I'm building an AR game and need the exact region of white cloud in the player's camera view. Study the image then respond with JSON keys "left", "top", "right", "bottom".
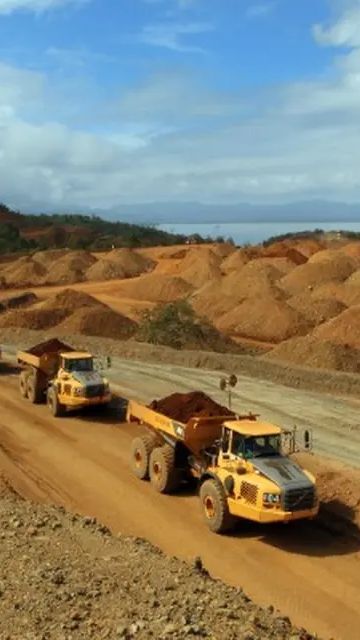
{"left": 3, "top": 3, "right": 360, "bottom": 210}
{"left": 139, "top": 21, "right": 213, "bottom": 52}
{"left": 0, "top": 0, "right": 87, "bottom": 15}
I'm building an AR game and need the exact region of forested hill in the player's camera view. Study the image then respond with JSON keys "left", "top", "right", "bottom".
{"left": 0, "top": 203, "right": 196, "bottom": 254}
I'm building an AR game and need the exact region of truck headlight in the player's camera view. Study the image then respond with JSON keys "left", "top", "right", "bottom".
{"left": 74, "top": 387, "right": 85, "bottom": 397}
{"left": 263, "top": 493, "right": 280, "bottom": 504}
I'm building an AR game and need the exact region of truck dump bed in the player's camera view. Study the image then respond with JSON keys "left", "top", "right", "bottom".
{"left": 17, "top": 339, "right": 73, "bottom": 375}
{"left": 127, "top": 399, "right": 237, "bottom": 455}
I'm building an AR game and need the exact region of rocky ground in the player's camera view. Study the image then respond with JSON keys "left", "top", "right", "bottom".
{"left": 0, "top": 478, "right": 316, "bottom": 640}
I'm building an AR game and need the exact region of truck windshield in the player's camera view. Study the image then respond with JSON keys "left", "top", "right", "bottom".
{"left": 232, "top": 433, "right": 281, "bottom": 459}
{"left": 64, "top": 358, "right": 93, "bottom": 372}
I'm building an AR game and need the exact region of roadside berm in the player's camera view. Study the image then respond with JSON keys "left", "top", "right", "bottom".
{"left": 0, "top": 476, "right": 317, "bottom": 640}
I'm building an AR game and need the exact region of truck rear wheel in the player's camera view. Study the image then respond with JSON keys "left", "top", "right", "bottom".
{"left": 47, "top": 388, "right": 65, "bottom": 418}
{"left": 19, "top": 371, "right": 28, "bottom": 398}
{"left": 130, "top": 434, "right": 158, "bottom": 480}
{"left": 149, "top": 445, "right": 179, "bottom": 494}
{"left": 27, "top": 373, "right": 42, "bottom": 404}
{"left": 199, "top": 479, "right": 235, "bottom": 534}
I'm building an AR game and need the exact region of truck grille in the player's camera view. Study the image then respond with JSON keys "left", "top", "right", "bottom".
{"left": 85, "top": 384, "right": 105, "bottom": 398}
{"left": 283, "top": 487, "right": 315, "bottom": 512}
{"left": 240, "top": 482, "right": 258, "bottom": 505}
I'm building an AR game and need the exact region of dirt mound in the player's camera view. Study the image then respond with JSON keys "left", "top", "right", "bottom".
{"left": 308, "top": 248, "right": 340, "bottom": 264}
{"left": 178, "top": 247, "right": 222, "bottom": 288}
{"left": 211, "top": 242, "right": 237, "bottom": 258}
{"left": 0, "top": 292, "right": 38, "bottom": 313}
{"left": 27, "top": 338, "right": 73, "bottom": 357}
{"left": 86, "top": 258, "right": 126, "bottom": 282}
{"left": 216, "top": 296, "right": 310, "bottom": 343}
{"left": 265, "top": 335, "right": 360, "bottom": 373}
{"left": 221, "top": 249, "right": 249, "bottom": 273}
{"left": 346, "top": 269, "right": 360, "bottom": 287}
{"left": 114, "top": 274, "right": 194, "bottom": 302}
{"left": 149, "top": 390, "right": 234, "bottom": 422}
{"left": 191, "top": 282, "right": 237, "bottom": 322}
{"left": 262, "top": 242, "right": 308, "bottom": 265}
{"left": 3, "top": 256, "right": 47, "bottom": 287}
{"left": 46, "top": 251, "right": 96, "bottom": 285}
{"left": 57, "top": 307, "right": 137, "bottom": 340}
{"left": 342, "top": 242, "right": 360, "bottom": 259}
{"left": 294, "top": 238, "right": 324, "bottom": 258}
{"left": 221, "top": 261, "right": 287, "bottom": 301}
{"left": 106, "top": 248, "right": 154, "bottom": 278}
{"left": 42, "top": 288, "right": 104, "bottom": 312}
{"left": 312, "top": 305, "right": 360, "bottom": 348}
{"left": 0, "top": 307, "right": 67, "bottom": 330}
{"left": 287, "top": 293, "right": 346, "bottom": 327}
{"left": 32, "top": 249, "right": 68, "bottom": 265}
{"left": 252, "top": 257, "right": 296, "bottom": 275}
{"left": 280, "top": 253, "right": 357, "bottom": 295}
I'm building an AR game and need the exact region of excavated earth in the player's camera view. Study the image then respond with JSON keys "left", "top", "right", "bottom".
{"left": 0, "top": 477, "right": 316, "bottom": 640}
{"left": 149, "top": 391, "right": 235, "bottom": 422}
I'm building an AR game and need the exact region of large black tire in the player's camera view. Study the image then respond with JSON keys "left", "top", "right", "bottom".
{"left": 27, "top": 373, "right": 42, "bottom": 404}
{"left": 47, "top": 388, "right": 65, "bottom": 418}
{"left": 19, "top": 371, "right": 28, "bottom": 398}
{"left": 130, "top": 434, "right": 158, "bottom": 480}
{"left": 149, "top": 445, "right": 179, "bottom": 494}
{"left": 199, "top": 479, "right": 235, "bottom": 534}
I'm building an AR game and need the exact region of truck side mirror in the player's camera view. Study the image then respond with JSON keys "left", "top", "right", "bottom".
{"left": 304, "top": 430, "right": 310, "bottom": 450}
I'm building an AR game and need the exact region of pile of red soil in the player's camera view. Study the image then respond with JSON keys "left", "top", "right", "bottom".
{"left": 2, "top": 256, "right": 47, "bottom": 287}
{"left": 261, "top": 242, "right": 308, "bottom": 265}
{"left": 57, "top": 306, "right": 137, "bottom": 340}
{"left": 221, "top": 249, "right": 249, "bottom": 274}
{"left": 149, "top": 391, "right": 234, "bottom": 422}
{"left": 312, "top": 305, "right": 360, "bottom": 349}
{"left": 46, "top": 251, "right": 96, "bottom": 285}
{"left": 32, "top": 249, "right": 68, "bottom": 266}
{"left": 264, "top": 336, "right": 360, "bottom": 373}
{"left": 42, "top": 289, "right": 104, "bottom": 312}
{"left": 114, "top": 274, "right": 194, "bottom": 302}
{"left": 0, "top": 307, "right": 67, "bottom": 330}
{"left": 0, "top": 292, "right": 38, "bottom": 313}
{"left": 280, "top": 253, "right": 357, "bottom": 295}
{"left": 27, "top": 338, "right": 73, "bottom": 357}
{"left": 178, "top": 247, "right": 222, "bottom": 288}
{"left": 105, "top": 248, "right": 155, "bottom": 278}
{"left": 216, "top": 296, "right": 310, "bottom": 343}
{"left": 287, "top": 293, "right": 347, "bottom": 327}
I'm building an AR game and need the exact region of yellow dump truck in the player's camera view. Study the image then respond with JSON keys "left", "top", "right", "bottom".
{"left": 127, "top": 398, "right": 319, "bottom": 533}
{"left": 17, "top": 338, "right": 111, "bottom": 417}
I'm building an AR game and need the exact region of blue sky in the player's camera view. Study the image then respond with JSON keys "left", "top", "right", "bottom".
{"left": 0, "top": 0, "right": 360, "bottom": 213}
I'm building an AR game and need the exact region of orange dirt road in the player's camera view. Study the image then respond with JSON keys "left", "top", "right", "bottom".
{"left": 0, "top": 374, "right": 359, "bottom": 640}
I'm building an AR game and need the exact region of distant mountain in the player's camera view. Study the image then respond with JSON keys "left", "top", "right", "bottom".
{"left": 102, "top": 200, "right": 360, "bottom": 225}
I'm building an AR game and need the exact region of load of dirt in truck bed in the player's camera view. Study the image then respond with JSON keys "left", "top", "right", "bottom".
{"left": 45, "top": 250, "right": 96, "bottom": 285}
{"left": 114, "top": 273, "right": 194, "bottom": 302}
{"left": 149, "top": 390, "right": 234, "bottom": 422}
{"left": 264, "top": 335, "right": 360, "bottom": 373}
{"left": 280, "top": 253, "right": 357, "bottom": 295}
{"left": 57, "top": 306, "right": 137, "bottom": 340}
{"left": 216, "top": 296, "right": 310, "bottom": 343}
{"left": 178, "top": 247, "right": 222, "bottom": 288}
{"left": 26, "top": 338, "right": 73, "bottom": 357}
{"left": 312, "top": 305, "right": 360, "bottom": 349}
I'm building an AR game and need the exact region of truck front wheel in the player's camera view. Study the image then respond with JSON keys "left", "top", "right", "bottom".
{"left": 19, "top": 371, "right": 28, "bottom": 398}
{"left": 199, "top": 479, "right": 235, "bottom": 534}
{"left": 130, "top": 434, "right": 158, "bottom": 480}
{"left": 47, "top": 388, "right": 65, "bottom": 417}
{"left": 149, "top": 445, "right": 179, "bottom": 494}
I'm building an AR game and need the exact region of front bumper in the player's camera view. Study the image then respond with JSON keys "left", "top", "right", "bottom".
{"left": 65, "top": 393, "right": 112, "bottom": 408}
{"left": 228, "top": 497, "right": 319, "bottom": 523}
